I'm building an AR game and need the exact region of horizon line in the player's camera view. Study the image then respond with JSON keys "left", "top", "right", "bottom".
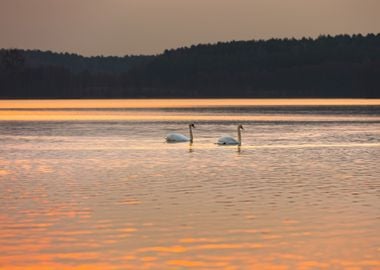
{"left": 1, "top": 32, "right": 379, "bottom": 58}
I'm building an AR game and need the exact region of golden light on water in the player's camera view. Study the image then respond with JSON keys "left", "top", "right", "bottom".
{"left": 1, "top": 110, "right": 379, "bottom": 122}
{"left": 0, "top": 99, "right": 379, "bottom": 121}
{"left": 1, "top": 99, "right": 380, "bottom": 109}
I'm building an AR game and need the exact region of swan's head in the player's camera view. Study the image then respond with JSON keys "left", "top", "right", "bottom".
{"left": 189, "top": 123, "right": 195, "bottom": 128}
{"left": 238, "top": 124, "right": 244, "bottom": 130}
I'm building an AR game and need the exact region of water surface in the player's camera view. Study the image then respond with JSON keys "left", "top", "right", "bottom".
{"left": 0, "top": 99, "right": 379, "bottom": 270}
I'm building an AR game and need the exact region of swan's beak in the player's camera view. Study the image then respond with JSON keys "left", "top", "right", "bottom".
{"left": 241, "top": 126, "right": 244, "bottom": 130}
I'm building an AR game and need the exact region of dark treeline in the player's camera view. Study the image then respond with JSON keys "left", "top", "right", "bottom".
{"left": 16, "top": 50, "right": 153, "bottom": 73}
{"left": 1, "top": 34, "right": 380, "bottom": 98}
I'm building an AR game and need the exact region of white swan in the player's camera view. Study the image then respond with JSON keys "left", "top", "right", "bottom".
{"left": 217, "top": 124, "right": 244, "bottom": 146}
{"left": 166, "top": 123, "right": 195, "bottom": 143}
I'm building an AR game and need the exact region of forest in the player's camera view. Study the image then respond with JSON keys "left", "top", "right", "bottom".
{"left": 0, "top": 34, "right": 379, "bottom": 98}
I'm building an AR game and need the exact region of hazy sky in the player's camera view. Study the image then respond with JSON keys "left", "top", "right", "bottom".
{"left": 0, "top": 0, "right": 379, "bottom": 56}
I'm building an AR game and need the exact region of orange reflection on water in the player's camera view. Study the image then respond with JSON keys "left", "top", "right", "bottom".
{"left": 1, "top": 238, "right": 379, "bottom": 270}
{"left": 0, "top": 109, "right": 379, "bottom": 122}
{"left": 0, "top": 263, "right": 127, "bottom": 270}
{"left": 179, "top": 237, "right": 222, "bottom": 243}
{"left": 0, "top": 170, "right": 11, "bottom": 176}
{"left": 137, "top": 245, "right": 188, "bottom": 253}
{"left": 1, "top": 100, "right": 379, "bottom": 270}
{"left": 167, "top": 259, "right": 214, "bottom": 267}
{"left": 0, "top": 99, "right": 379, "bottom": 121}
{"left": 1, "top": 99, "right": 380, "bottom": 109}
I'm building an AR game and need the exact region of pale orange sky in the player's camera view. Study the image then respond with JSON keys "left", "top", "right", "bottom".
{"left": 0, "top": 0, "right": 379, "bottom": 56}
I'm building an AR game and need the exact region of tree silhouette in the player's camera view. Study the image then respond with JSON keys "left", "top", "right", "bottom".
{"left": 0, "top": 34, "right": 379, "bottom": 98}
{"left": 1, "top": 49, "right": 25, "bottom": 72}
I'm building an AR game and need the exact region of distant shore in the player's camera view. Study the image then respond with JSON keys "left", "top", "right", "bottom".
{"left": 1, "top": 34, "right": 379, "bottom": 99}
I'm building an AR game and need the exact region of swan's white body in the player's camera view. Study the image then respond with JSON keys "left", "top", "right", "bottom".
{"left": 166, "top": 133, "right": 190, "bottom": 142}
{"left": 217, "top": 125, "right": 244, "bottom": 146}
{"left": 166, "top": 124, "right": 195, "bottom": 143}
{"left": 217, "top": 136, "right": 239, "bottom": 145}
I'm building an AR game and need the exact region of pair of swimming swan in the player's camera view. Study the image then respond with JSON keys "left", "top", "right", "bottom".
{"left": 166, "top": 124, "right": 244, "bottom": 146}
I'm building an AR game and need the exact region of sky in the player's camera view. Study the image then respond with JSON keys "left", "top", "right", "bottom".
{"left": 0, "top": 0, "right": 379, "bottom": 56}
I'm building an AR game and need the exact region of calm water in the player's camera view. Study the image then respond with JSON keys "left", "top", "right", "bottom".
{"left": 0, "top": 99, "right": 380, "bottom": 270}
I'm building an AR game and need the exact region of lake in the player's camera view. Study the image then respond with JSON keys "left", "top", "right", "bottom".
{"left": 0, "top": 99, "right": 379, "bottom": 270}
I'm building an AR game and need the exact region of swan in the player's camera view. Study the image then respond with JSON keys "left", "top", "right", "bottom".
{"left": 166, "top": 123, "right": 195, "bottom": 143}
{"left": 217, "top": 124, "right": 244, "bottom": 146}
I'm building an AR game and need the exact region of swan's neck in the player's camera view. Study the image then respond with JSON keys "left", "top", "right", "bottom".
{"left": 237, "top": 127, "right": 242, "bottom": 146}
{"left": 189, "top": 126, "right": 193, "bottom": 143}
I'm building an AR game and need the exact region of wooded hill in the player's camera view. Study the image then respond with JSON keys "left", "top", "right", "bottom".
{"left": 1, "top": 34, "right": 379, "bottom": 98}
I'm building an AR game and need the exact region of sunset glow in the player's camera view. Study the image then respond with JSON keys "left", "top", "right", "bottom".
{"left": 1, "top": 0, "right": 379, "bottom": 268}
{"left": 1, "top": 0, "right": 379, "bottom": 55}
{"left": 1, "top": 99, "right": 380, "bottom": 109}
